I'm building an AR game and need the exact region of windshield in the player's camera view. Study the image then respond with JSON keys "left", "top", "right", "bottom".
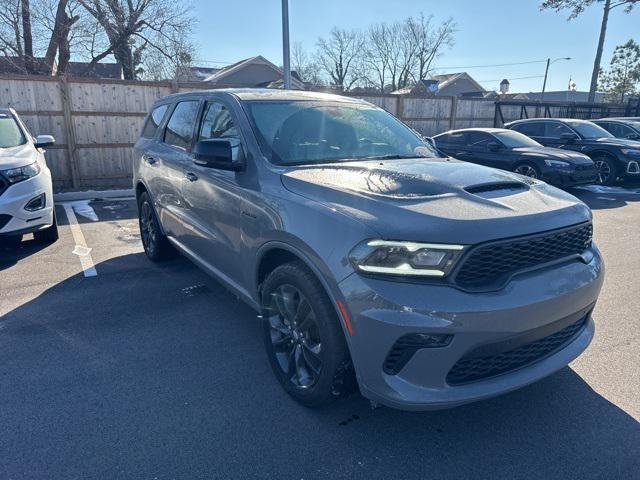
{"left": 245, "top": 101, "right": 440, "bottom": 165}
{"left": 566, "top": 120, "right": 613, "bottom": 139}
{"left": 0, "top": 114, "right": 27, "bottom": 148}
{"left": 493, "top": 130, "right": 542, "bottom": 148}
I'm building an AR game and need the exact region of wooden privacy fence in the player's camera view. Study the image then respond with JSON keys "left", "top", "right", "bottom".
{"left": 0, "top": 74, "right": 502, "bottom": 190}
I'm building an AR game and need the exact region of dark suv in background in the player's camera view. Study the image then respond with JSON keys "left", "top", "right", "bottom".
{"left": 505, "top": 118, "right": 640, "bottom": 185}
{"left": 432, "top": 128, "right": 596, "bottom": 186}
{"left": 593, "top": 118, "right": 640, "bottom": 140}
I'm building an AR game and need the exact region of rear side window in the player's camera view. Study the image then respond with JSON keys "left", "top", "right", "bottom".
{"left": 466, "top": 131, "right": 492, "bottom": 148}
{"left": 141, "top": 104, "right": 169, "bottom": 139}
{"left": 163, "top": 101, "right": 200, "bottom": 150}
{"left": 444, "top": 132, "right": 467, "bottom": 145}
{"left": 0, "top": 113, "right": 27, "bottom": 148}
{"left": 511, "top": 122, "right": 544, "bottom": 137}
{"left": 545, "top": 122, "right": 574, "bottom": 139}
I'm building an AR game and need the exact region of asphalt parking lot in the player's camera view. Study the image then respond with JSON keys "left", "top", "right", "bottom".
{"left": 1, "top": 185, "right": 639, "bottom": 480}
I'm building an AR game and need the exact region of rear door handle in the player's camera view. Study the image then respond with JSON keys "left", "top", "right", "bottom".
{"left": 143, "top": 154, "right": 157, "bottom": 165}
{"left": 185, "top": 172, "right": 198, "bottom": 182}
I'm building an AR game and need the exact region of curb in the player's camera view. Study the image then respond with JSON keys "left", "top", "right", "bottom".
{"left": 54, "top": 189, "right": 135, "bottom": 202}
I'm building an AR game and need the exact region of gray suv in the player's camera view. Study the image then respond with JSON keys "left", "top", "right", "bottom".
{"left": 133, "top": 90, "right": 604, "bottom": 410}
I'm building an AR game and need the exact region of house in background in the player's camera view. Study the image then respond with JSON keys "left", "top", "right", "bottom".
{"left": 520, "top": 90, "right": 605, "bottom": 103}
{"left": 391, "top": 72, "right": 486, "bottom": 97}
{"left": 202, "top": 55, "right": 305, "bottom": 89}
{"left": 0, "top": 56, "right": 122, "bottom": 79}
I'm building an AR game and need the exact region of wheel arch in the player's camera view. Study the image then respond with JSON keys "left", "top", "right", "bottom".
{"left": 254, "top": 241, "right": 355, "bottom": 342}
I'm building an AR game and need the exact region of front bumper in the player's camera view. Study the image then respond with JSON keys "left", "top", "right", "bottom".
{"left": 338, "top": 247, "right": 604, "bottom": 410}
{"left": 543, "top": 166, "right": 597, "bottom": 187}
{"left": 0, "top": 168, "right": 54, "bottom": 236}
{"left": 621, "top": 159, "right": 640, "bottom": 179}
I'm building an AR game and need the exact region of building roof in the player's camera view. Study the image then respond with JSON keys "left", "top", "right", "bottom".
{"left": 0, "top": 56, "right": 122, "bottom": 79}
{"left": 65, "top": 62, "right": 122, "bottom": 79}
{"left": 203, "top": 55, "right": 305, "bottom": 89}
{"left": 432, "top": 72, "right": 486, "bottom": 93}
{"left": 0, "top": 56, "right": 53, "bottom": 75}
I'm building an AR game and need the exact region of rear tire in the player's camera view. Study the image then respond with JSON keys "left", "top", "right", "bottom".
{"left": 34, "top": 210, "right": 59, "bottom": 244}
{"left": 513, "top": 162, "right": 541, "bottom": 180}
{"left": 138, "top": 191, "right": 175, "bottom": 262}
{"left": 261, "top": 261, "right": 355, "bottom": 407}
{"left": 592, "top": 155, "right": 618, "bottom": 185}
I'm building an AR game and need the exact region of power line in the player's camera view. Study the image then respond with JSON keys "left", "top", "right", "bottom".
{"left": 436, "top": 59, "right": 549, "bottom": 69}
{"left": 477, "top": 74, "right": 546, "bottom": 83}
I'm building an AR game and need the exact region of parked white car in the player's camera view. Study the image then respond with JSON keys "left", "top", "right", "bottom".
{"left": 0, "top": 108, "right": 57, "bottom": 243}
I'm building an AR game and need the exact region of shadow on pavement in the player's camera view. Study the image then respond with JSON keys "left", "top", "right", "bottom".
{"left": 0, "top": 235, "right": 50, "bottom": 271}
{"left": 568, "top": 182, "right": 640, "bottom": 210}
{"left": 1, "top": 252, "right": 638, "bottom": 479}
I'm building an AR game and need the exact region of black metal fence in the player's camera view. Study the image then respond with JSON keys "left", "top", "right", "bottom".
{"left": 494, "top": 98, "right": 640, "bottom": 127}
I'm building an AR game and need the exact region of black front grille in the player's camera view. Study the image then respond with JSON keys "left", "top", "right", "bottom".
{"left": 454, "top": 223, "right": 592, "bottom": 289}
{"left": 0, "top": 176, "right": 7, "bottom": 197}
{"left": 446, "top": 316, "right": 588, "bottom": 385}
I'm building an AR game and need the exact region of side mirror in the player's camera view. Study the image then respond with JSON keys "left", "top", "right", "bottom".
{"left": 34, "top": 134, "right": 55, "bottom": 149}
{"left": 560, "top": 132, "right": 577, "bottom": 143}
{"left": 193, "top": 139, "right": 244, "bottom": 171}
{"left": 487, "top": 141, "right": 503, "bottom": 152}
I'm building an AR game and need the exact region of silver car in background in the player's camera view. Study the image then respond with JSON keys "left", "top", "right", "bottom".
{"left": 133, "top": 90, "right": 604, "bottom": 410}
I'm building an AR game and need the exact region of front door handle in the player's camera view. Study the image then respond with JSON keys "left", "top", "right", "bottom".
{"left": 185, "top": 172, "right": 198, "bottom": 182}
{"left": 143, "top": 154, "right": 157, "bottom": 165}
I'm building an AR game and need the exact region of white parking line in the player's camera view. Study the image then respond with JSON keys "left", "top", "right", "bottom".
{"left": 62, "top": 203, "right": 98, "bottom": 277}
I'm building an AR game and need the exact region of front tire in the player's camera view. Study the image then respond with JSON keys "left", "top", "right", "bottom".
{"left": 593, "top": 155, "right": 618, "bottom": 185}
{"left": 34, "top": 210, "right": 59, "bottom": 244}
{"left": 261, "top": 261, "right": 354, "bottom": 407}
{"left": 514, "top": 162, "right": 541, "bottom": 179}
{"left": 138, "top": 191, "right": 175, "bottom": 262}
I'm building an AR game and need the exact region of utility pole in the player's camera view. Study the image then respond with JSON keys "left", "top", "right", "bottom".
{"left": 541, "top": 58, "right": 551, "bottom": 101}
{"left": 282, "top": 0, "right": 291, "bottom": 89}
{"left": 541, "top": 57, "right": 571, "bottom": 101}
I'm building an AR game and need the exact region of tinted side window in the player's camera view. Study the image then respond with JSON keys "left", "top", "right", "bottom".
{"left": 446, "top": 132, "right": 467, "bottom": 145}
{"left": 141, "top": 104, "right": 169, "bottom": 139}
{"left": 511, "top": 122, "right": 544, "bottom": 137}
{"left": 545, "top": 122, "right": 574, "bottom": 139}
{"left": 164, "top": 101, "right": 200, "bottom": 150}
{"left": 199, "top": 101, "right": 242, "bottom": 161}
{"left": 467, "top": 132, "right": 492, "bottom": 148}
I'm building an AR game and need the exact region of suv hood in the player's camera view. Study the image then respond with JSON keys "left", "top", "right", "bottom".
{"left": 0, "top": 144, "right": 36, "bottom": 170}
{"left": 585, "top": 137, "right": 640, "bottom": 148}
{"left": 281, "top": 158, "right": 591, "bottom": 244}
{"left": 512, "top": 146, "right": 593, "bottom": 164}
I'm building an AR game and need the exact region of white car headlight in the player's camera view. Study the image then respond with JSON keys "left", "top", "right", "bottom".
{"left": 349, "top": 240, "right": 465, "bottom": 277}
{"left": 621, "top": 149, "right": 640, "bottom": 156}
{"left": 544, "top": 159, "right": 572, "bottom": 168}
{"left": 1, "top": 162, "right": 41, "bottom": 183}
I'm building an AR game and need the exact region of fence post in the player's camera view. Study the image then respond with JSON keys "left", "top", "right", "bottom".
{"left": 58, "top": 76, "right": 81, "bottom": 189}
{"left": 449, "top": 96, "right": 458, "bottom": 130}
{"left": 396, "top": 95, "right": 404, "bottom": 119}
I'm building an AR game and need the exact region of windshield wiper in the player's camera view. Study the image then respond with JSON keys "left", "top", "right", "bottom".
{"left": 361, "top": 154, "right": 419, "bottom": 160}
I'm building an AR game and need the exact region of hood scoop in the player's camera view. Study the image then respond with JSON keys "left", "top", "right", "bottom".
{"left": 464, "top": 181, "right": 529, "bottom": 199}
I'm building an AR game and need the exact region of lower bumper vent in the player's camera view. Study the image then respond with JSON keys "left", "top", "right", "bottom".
{"left": 446, "top": 316, "right": 588, "bottom": 385}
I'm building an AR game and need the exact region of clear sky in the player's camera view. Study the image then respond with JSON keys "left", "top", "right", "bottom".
{"left": 191, "top": 0, "right": 638, "bottom": 93}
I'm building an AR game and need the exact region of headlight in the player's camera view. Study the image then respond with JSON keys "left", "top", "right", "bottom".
{"left": 544, "top": 159, "right": 572, "bottom": 168}
{"left": 1, "top": 162, "right": 41, "bottom": 183}
{"left": 349, "top": 240, "right": 465, "bottom": 277}
{"left": 621, "top": 149, "right": 640, "bottom": 156}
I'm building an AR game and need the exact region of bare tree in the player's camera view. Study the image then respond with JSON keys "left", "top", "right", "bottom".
{"left": 541, "top": 0, "right": 639, "bottom": 102}
{"left": 0, "top": 0, "right": 79, "bottom": 74}
{"left": 316, "top": 27, "right": 364, "bottom": 91}
{"left": 407, "top": 14, "right": 455, "bottom": 82}
{"left": 292, "top": 41, "right": 323, "bottom": 85}
{"left": 361, "top": 14, "right": 455, "bottom": 93}
{"left": 78, "top": 0, "right": 194, "bottom": 80}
